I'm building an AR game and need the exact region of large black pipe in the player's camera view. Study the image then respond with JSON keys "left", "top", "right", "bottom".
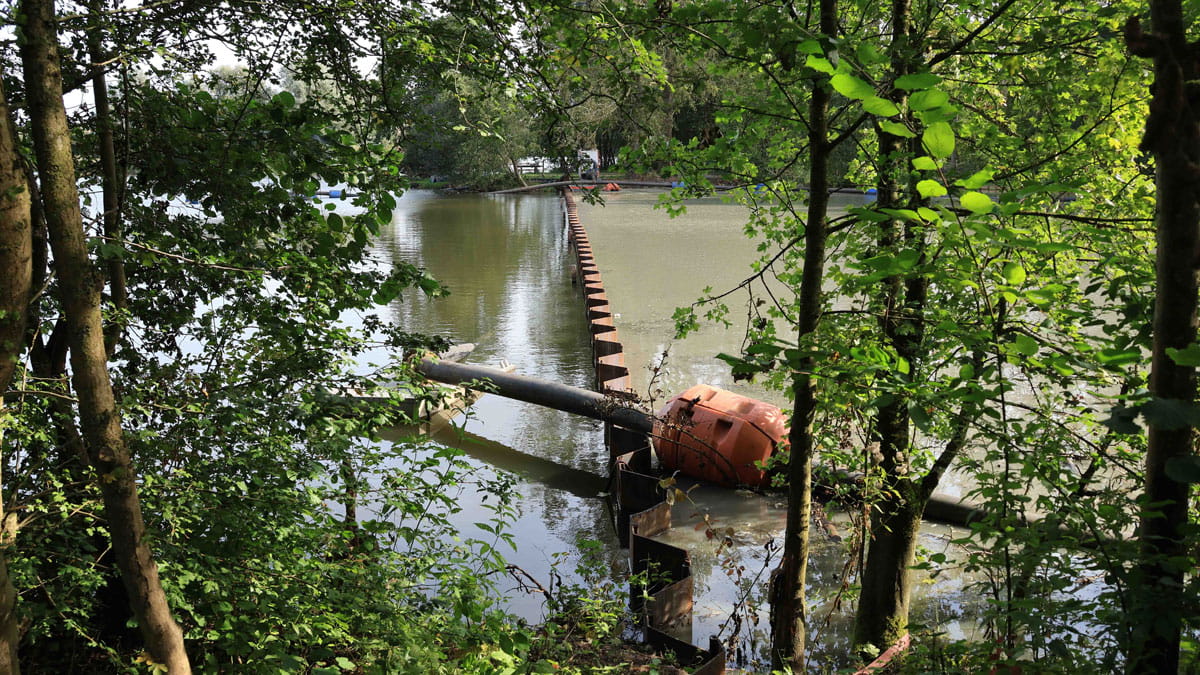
{"left": 415, "top": 358, "right": 1039, "bottom": 534}
{"left": 416, "top": 357, "right": 654, "bottom": 433}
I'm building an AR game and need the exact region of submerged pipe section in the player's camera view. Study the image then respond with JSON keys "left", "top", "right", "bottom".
{"left": 415, "top": 357, "right": 653, "bottom": 434}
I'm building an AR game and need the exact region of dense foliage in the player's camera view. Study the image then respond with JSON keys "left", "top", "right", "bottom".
{"left": 1, "top": 0, "right": 1198, "bottom": 672}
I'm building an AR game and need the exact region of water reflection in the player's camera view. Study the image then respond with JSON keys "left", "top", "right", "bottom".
{"left": 373, "top": 189, "right": 983, "bottom": 670}
{"left": 374, "top": 191, "right": 622, "bottom": 622}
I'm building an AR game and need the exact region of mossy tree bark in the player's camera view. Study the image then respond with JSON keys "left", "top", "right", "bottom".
{"left": 18, "top": 0, "right": 191, "bottom": 670}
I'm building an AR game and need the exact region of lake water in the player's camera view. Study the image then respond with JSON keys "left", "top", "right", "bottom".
{"left": 369, "top": 189, "right": 983, "bottom": 670}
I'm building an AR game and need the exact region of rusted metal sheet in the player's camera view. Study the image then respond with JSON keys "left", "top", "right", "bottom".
{"left": 630, "top": 502, "right": 671, "bottom": 539}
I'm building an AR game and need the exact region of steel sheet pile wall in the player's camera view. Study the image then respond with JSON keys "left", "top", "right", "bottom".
{"left": 562, "top": 191, "right": 725, "bottom": 674}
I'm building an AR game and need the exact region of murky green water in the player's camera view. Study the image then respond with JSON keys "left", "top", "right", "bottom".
{"left": 372, "top": 189, "right": 982, "bottom": 671}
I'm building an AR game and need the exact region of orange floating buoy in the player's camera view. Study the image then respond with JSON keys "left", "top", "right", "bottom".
{"left": 654, "top": 384, "right": 789, "bottom": 488}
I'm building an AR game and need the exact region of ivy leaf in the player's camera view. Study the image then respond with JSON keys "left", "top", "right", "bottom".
{"left": 916, "top": 179, "right": 947, "bottom": 198}
{"left": 960, "top": 191, "right": 994, "bottom": 214}
{"left": 1167, "top": 344, "right": 1200, "bottom": 366}
{"left": 831, "top": 72, "right": 875, "bottom": 100}
{"left": 922, "top": 122, "right": 955, "bottom": 158}
{"left": 862, "top": 96, "right": 900, "bottom": 117}
{"left": 879, "top": 120, "right": 915, "bottom": 138}
{"left": 894, "top": 72, "right": 941, "bottom": 90}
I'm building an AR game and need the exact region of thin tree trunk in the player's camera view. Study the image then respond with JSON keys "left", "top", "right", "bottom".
{"left": 87, "top": 0, "right": 128, "bottom": 358}
{"left": 770, "top": 1, "right": 836, "bottom": 670}
{"left": 18, "top": 0, "right": 192, "bottom": 671}
{"left": 1124, "top": 2, "right": 1198, "bottom": 671}
{"left": 853, "top": 0, "right": 924, "bottom": 654}
{"left": 0, "top": 67, "right": 32, "bottom": 675}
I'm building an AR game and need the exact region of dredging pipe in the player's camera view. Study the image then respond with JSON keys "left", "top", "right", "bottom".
{"left": 414, "top": 357, "right": 998, "bottom": 529}
{"left": 415, "top": 357, "right": 653, "bottom": 434}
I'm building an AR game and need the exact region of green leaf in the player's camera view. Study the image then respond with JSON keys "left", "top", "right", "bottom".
{"left": 1097, "top": 348, "right": 1141, "bottom": 366}
{"left": 916, "top": 179, "right": 947, "bottom": 198}
{"left": 1001, "top": 261, "right": 1026, "bottom": 285}
{"left": 862, "top": 96, "right": 901, "bottom": 117}
{"left": 894, "top": 72, "right": 942, "bottom": 90}
{"left": 879, "top": 120, "right": 916, "bottom": 138}
{"left": 912, "top": 156, "right": 941, "bottom": 171}
{"left": 335, "top": 657, "right": 357, "bottom": 670}
{"left": 806, "top": 55, "right": 835, "bottom": 74}
{"left": 831, "top": 72, "right": 875, "bottom": 100}
{"left": 1167, "top": 344, "right": 1200, "bottom": 366}
{"left": 1102, "top": 405, "right": 1142, "bottom": 434}
{"left": 1165, "top": 455, "right": 1200, "bottom": 483}
{"left": 856, "top": 42, "right": 886, "bottom": 64}
{"left": 909, "top": 89, "right": 949, "bottom": 111}
{"left": 956, "top": 168, "right": 994, "bottom": 190}
{"left": 922, "top": 122, "right": 955, "bottom": 158}
{"left": 909, "top": 403, "right": 931, "bottom": 431}
{"left": 1142, "top": 398, "right": 1200, "bottom": 430}
{"left": 798, "top": 39, "right": 824, "bottom": 54}
{"left": 917, "top": 106, "right": 958, "bottom": 125}
{"left": 960, "top": 191, "right": 994, "bottom": 214}
{"left": 1013, "top": 333, "right": 1038, "bottom": 356}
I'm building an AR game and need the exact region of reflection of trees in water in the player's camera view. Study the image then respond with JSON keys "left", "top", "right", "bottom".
{"left": 376, "top": 193, "right": 567, "bottom": 343}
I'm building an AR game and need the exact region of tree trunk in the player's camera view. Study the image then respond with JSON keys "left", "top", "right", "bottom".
{"left": 87, "top": 0, "right": 128, "bottom": 358}
{"left": 1124, "top": 2, "right": 1198, "bottom": 671}
{"left": 770, "top": 1, "right": 836, "bottom": 670}
{"left": 0, "top": 67, "right": 32, "bottom": 675}
{"left": 18, "top": 0, "right": 192, "bottom": 671}
{"left": 853, "top": 482, "right": 922, "bottom": 650}
{"left": 852, "top": 0, "right": 926, "bottom": 654}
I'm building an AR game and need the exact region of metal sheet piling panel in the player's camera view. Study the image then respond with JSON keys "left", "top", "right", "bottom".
{"left": 616, "top": 459, "right": 662, "bottom": 513}
{"left": 562, "top": 189, "right": 725, "bottom": 674}
{"left": 584, "top": 292, "right": 609, "bottom": 308}
{"left": 630, "top": 501, "right": 671, "bottom": 539}
{"left": 631, "top": 534, "right": 693, "bottom": 632}
{"left": 609, "top": 426, "right": 651, "bottom": 458}
{"left": 593, "top": 333, "right": 622, "bottom": 357}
